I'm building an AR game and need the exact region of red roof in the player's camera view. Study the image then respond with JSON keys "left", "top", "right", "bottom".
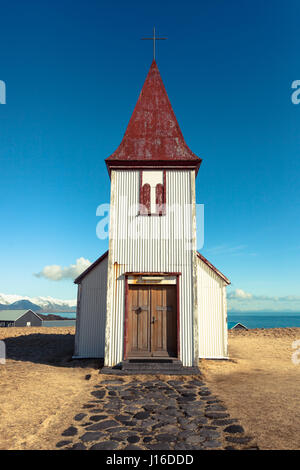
{"left": 197, "top": 252, "right": 230, "bottom": 285}
{"left": 106, "top": 60, "right": 202, "bottom": 174}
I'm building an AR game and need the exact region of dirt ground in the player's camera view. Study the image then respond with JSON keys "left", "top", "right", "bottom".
{"left": 0, "top": 327, "right": 102, "bottom": 450}
{"left": 202, "top": 328, "right": 300, "bottom": 450}
{"left": 0, "top": 327, "right": 299, "bottom": 450}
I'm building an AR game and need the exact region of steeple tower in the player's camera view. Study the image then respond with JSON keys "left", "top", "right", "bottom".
{"left": 106, "top": 60, "right": 202, "bottom": 174}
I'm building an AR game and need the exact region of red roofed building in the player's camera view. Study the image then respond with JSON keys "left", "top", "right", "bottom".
{"left": 74, "top": 60, "right": 230, "bottom": 371}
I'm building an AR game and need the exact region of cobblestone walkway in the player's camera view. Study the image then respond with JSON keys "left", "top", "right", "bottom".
{"left": 56, "top": 377, "right": 258, "bottom": 450}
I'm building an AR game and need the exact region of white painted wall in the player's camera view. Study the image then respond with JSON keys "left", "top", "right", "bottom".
{"left": 105, "top": 169, "right": 196, "bottom": 367}
{"left": 197, "top": 256, "right": 228, "bottom": 359}
{"left": 74, "top": 255, "right": 108, "bottom": 358}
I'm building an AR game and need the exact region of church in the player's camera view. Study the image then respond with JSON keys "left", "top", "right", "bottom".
{"left": 73, "top": 60, "right": 230, "bottom": 371}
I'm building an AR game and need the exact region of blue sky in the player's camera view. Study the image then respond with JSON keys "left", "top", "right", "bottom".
{"left": 0, "top": 0, "right": 299, "bottom": 311}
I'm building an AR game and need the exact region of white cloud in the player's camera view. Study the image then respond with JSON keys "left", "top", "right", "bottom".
{"left": 34, "top": 257, "right": 91, "bottom": 281}
{"left": 227, "top": 288, "right": 300, "bottom": 312}
{"left": 228, "top": 289, "right": 253, "bottom": 299}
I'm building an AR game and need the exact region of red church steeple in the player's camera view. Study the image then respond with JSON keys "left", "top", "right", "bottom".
{"left": 105, "top": 60, "right": 202, "bottom": 174}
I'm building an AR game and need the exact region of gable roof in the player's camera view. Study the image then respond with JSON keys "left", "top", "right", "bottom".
{"left": 197, "top": 252, "right": 230, "bottom": 285}
{"left": 74, "top": 250, "right": 108, "bottom": 284}
{"left": 106, "top": 60, "right": 202, "bottom": 174}
{"left": 0, "top": 309, "right": 42, "bottom": 322}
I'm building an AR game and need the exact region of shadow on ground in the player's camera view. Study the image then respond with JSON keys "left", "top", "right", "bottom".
{"left": 3, "top": 333, "right": 102, "bottom": 369}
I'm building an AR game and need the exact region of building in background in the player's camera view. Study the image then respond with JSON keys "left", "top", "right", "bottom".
{"left": 0, "top": 309, "right": 43, "bottom": 327}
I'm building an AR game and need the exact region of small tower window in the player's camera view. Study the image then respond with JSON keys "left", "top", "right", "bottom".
{"left": 140, "top": 183, "right": 151, "bottom": 215}
{"left": 139, "top": 171, "right": 166, "bottom": 215}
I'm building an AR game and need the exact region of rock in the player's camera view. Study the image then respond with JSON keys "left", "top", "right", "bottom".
{"left": 91, "top": 390, "right": 105, "bottom": 399}
{"left": 74, "top": 413, "right": 87, "bottom": 421}
{"left": 124, "top": 445, "right": 143, "bottom": 450}
{"left": 85, "top": 420, "right": 119, "bottom": 431}
{"left": 133, "top": 411, "right": 150, "bottom": 420}
{"left": 205, "top": 405, "right": 227, "bottom": 412}
{"left": 127, "top": 435, "right": 140, "bottom": 443}
{"left": 211, "top": 418, "right": 238, "bottom": 426}
{"left": 56, "top": 440, "right": 72, "bottom": 448}
{"left": 115, "top": 414, "right": 132, "bottom": 422}
{"left": 89, "top": 415, "right": 108, "bottom": 422}
{"left": 224, "top": 424, "right": 245, "bottom": 434}
{"left": 62, "top": 426, "right": 78, "bottom": 437}
{"left": 205, "top": 412, "right": 230, "bottom": 419}
{"left": 225, "top": 436, "right": 252, "bottom": 444}
{"left": 90, "top": 441, "right": 119, "bottom": 450}
{"left": 156, "top": 433, "right": 177, "bottom": 442}
{"left": 71, "top": 442, "right": 86, "bottom": 450}
{"left": 143, "top": 436, "right": 152, "bottom": 443}
{"left": 85, "top": 374, "right": 91, "bottom": 380}
{"left": 185, "top": 435, "right": 205, "bottom": 446}
{"left": 80, "top": 431, "right": 105, "bottom": 442}
{"left": 198, "top": 390, "right": 211, "bottom": 396}
{"left": 203, "top": 440, "right": 222, "bottom": 448}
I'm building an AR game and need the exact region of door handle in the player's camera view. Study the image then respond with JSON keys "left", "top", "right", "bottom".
{"left": 151, "top": 317, "right": 156, "bottom": 324}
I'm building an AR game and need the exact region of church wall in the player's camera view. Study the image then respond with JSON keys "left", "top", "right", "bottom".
{"left": 105, "top": 169, "right": 196, "bottom": 367}
{"left": 197, "top": 257, "right": 228, "bottom": 358}
{"left": 74, "top": 255, "right": 108, "bottom": 358}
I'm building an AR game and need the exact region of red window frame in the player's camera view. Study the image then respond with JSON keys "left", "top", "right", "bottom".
{"left": 139, "top": 170, "right": 166, "bottom": 216}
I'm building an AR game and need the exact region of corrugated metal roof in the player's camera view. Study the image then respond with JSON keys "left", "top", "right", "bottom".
{"left": 0, "top": 310, "right": 31, "bottom": 321}
{"left": 106, "top": 60, "right": 202, "bottom": 173}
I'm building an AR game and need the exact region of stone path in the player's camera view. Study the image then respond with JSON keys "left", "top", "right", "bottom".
{"left": 56, "top": 376, "right": 258, "bottom": 450}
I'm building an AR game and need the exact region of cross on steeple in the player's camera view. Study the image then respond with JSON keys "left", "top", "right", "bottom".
{"left": 141, "top": 27, "right": 167, "bottom": 61}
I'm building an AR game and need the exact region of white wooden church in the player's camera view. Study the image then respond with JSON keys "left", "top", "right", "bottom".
{"left": 74, "top": 60, "right": 230, "bottom": 370}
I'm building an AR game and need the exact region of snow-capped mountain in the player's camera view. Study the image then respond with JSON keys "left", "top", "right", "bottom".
{"left": 0, "top": 293, "right": 76, "bottom": 312}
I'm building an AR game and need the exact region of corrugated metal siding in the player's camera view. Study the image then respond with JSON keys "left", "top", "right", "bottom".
{"left": 106, "top": 170, "right": 195, "bottom": 367}
{"left": 74, "top": 255, "right": 108, "bottom": 357}
{"left": 197, "top": 257, "right": 228, "bottom": 358}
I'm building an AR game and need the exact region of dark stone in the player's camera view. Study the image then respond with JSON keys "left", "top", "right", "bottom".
{"left": 199, "top": 429, "right": 221, "bottom": 439}
{"left": 224, "top": 424, "right": 245, "bottom": 434}
{"left": 74, "top": 413, "right": 87, "bottom": 421}
{"left": 91, "top": 390, "right": 105, "bottom": 399}
{"left": 90, "top": 441, "right": 119, "bottom": 450}
{"left": 211, "top": 418, "right": 238, "bottom": 426}
{"left": 143, "top": 436, "right": 152, "bottom": 443}
{"left": 205, "top": 405, "right": 227, "bottom": 412}
{"left": 56, "top": 440, "right": 72, "bottom": 448}
{"left": 205, "top": 412, "right": 230, "bottom": 419}
{"left": 71, "top": 442, "right": 87, "bottom": 450}
{"left": 124, "top": 445, "right": 143, "bottom": 450}
{"left": 62, "top": 426, "right": 78, "bottom": 437}
{"left": 82, "top": 404, "right": 95, "bottom": 409}
{"left": 108, "top": 391, "right": 117, "bottom": 396}
{"left": 85, "top": 420, "right": 119, "bottom": 431}
{"left": 147, "top": 443, "right": 172, "bottom": 450}
{"left": 80, "top": 431, "right": 105, "bottom": 442}
{"left": 127, "top": 435, "right": 140, "bottom": 444}
{"left": 156, "top": 433, "right": 177, "bottom": 442}
{"left": 115, "top": 414, "right": 132, "bottom": 422}
{"left": 225, "top": 446, "right": 237, "bottom": 450}
{"left": 198, "top": 390, "right": 211, "bottom": 396}
{"left": 85, "top": 374, "right": 91, "bottom": 380}
{"left": 225, "top": 436, "right": 252, "bottom": 444}
{"left": 203, "top": 440, "right": 222, "bottom": 448}
{"left": 134, "top": 411, "right": 150, "bottom": 420}
{"left": 90, "top": 415, "right": 108, "bottom": 422}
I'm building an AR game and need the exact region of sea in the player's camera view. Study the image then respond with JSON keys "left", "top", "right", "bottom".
{"left": 228, "top": 312, "right": 300, "bottom": 329}
{"left": 46, "top": 312, "right": 300, "bottom": 330}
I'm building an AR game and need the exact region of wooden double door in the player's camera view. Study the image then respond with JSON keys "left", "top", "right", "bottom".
{"left": 126, "top": 285, "right": 177, "bottom": 358}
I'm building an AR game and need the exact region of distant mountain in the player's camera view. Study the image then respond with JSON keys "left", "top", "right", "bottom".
{"left": 0, "top": 293, "right": 76, "bottom": 313}
{"left": 0, "top": 300, "right": 42, "bottom": 311}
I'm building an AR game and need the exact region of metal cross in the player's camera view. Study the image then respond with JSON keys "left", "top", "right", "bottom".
{"left": 141, "top": 27, "right": 167, "bottom": 61}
